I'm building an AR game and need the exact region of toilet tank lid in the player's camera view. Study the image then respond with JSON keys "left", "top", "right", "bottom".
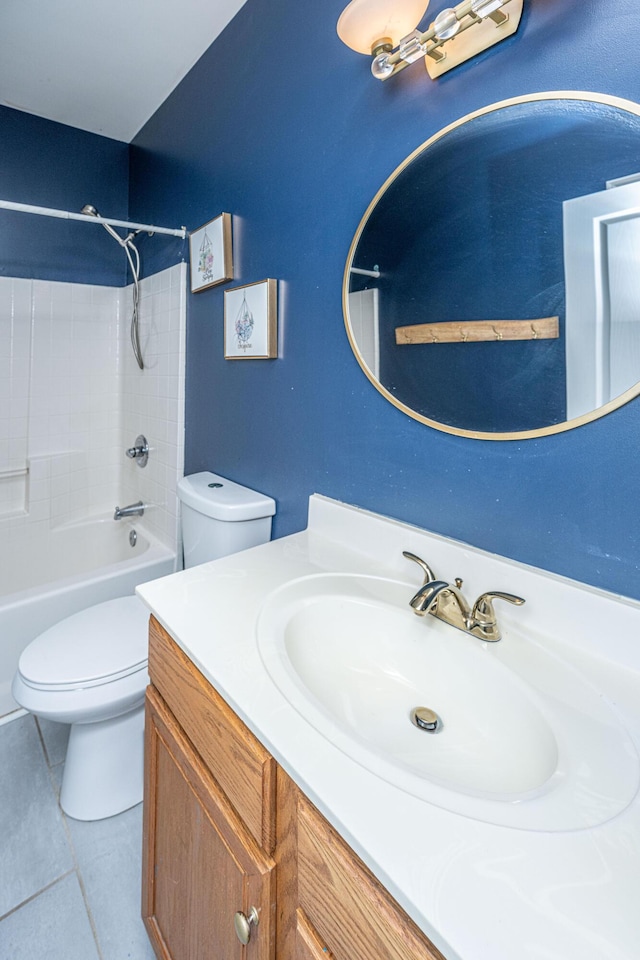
{"left": 177, "top": 472, "right": 276, "bottom": 522}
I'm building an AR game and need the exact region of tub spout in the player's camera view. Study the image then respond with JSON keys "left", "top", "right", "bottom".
{"left": 114, "top": 501, "right": 145, "bottom": 520}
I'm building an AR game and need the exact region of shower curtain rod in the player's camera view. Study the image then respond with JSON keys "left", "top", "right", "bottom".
{"left": 0, "top": 198, "right": 187, "bottom": 239}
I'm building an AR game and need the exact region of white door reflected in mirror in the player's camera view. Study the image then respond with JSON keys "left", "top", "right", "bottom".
{"left": 564, "top": 176, "right": 640, "bottom": 420}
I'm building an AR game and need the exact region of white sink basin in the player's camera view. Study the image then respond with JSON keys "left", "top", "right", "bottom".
{"left": 257, "top": 573, "right": 639, "bottom": 831}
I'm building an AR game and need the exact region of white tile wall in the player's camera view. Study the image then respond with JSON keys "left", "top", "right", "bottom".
{"left": 0, "top": 278, "right": 32, "bottom": 515}
{"left": 0, "top": 263, "right": 186, "bottom": 556}
{"left": 29, "top": 280, "right": 122, "bottom": 526}
{"left": 121, "top": 263, "right": 187, "bottom": 550}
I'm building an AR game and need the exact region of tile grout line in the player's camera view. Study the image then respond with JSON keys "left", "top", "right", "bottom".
{"left": 0, "top": 708, "right": 27, "bottom": 727}
{"left": 33, "top": 715, "right": 54, "bottom": 767}
{"left": 0, "top": 870, "right": 76, "bottom": 924}
{"left": 60, "top": 812, "right": 106, "bottom": 960}
{"left": 35, "top": 717, "right": 106, "bottom": 960}
{"left": 7, "top": 715, "right": 153, "bottom": 959}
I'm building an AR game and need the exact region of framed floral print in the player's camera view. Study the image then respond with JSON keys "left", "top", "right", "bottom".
{"left": 189, "top": 213, "right": 233, "bottom": 292}
{"left": 224, "top": 279, "right": 278, "bottom": 359}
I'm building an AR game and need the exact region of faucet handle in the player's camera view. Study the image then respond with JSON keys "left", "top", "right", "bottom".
{"left": 403, "top": 551, "right": 437, "bottom": 584}
{"left": 470, "top": 591, "right": 525, "bottom": 642}
{"left": 125, "top": 434, "right": 149, "bottom": 468}
{"left": 472, "top": 591, "right": 525, "bottom": 624}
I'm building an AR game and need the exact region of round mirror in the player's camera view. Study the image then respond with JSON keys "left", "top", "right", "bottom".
{"left": 343, "top": 92, "right": 640, "bottom": 439}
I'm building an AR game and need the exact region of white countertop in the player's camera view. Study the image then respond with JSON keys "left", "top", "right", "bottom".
{"left": 137, "top": 495, "right": 640, "bottom": 960}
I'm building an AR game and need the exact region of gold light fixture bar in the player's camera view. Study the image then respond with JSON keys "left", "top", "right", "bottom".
{"left": 395, "top": 316, "right": 559, "bottom": 344}
{"left": 422, "top": 0, "right": 523, "bottom": 78}
{"left": 337, "top": 0, "right": 523, "bottom": 81}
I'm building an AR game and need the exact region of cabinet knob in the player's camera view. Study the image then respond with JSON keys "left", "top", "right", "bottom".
{"left": 234, "top": 906, "right": 259, "bottom": 945}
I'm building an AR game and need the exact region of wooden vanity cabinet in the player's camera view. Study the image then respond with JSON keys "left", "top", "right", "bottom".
{"left": 143, "top": 618, "right": 276, "bottom": 960}
{"left": 143, "top": 617, "right": 445, "bottom": 960}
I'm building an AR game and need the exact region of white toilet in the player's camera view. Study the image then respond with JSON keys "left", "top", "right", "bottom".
{"left": 12, "top": 472, "right": 275, "bottom": 821}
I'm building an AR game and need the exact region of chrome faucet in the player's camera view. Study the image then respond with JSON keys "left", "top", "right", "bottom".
{"left": 114, "top": 500, "right": 145, "bottom": 521}
{"left": 403, "top": 551, "right": 525, "bottom": 642}
{"left": 125, "top": 434, "right": 149, "bottom": 468}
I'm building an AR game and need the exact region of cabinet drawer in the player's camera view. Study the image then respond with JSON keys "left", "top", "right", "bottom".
{"left": 296, "top": 793, "right": 445, "bottom": 960}
{"left": 148, "top": 616, "right": 276, "bottom": 853}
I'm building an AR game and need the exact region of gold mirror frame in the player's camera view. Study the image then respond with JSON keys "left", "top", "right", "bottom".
{"left": 343, "top": 91, "right": 640, "bottom": 441}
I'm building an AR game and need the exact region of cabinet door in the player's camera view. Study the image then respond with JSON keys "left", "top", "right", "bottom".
{"left": 143, "top": 687, "right": 275, "bottom": 960}
{"left": 148, "top": 617, "right": 277, "bottom": 853}
{"left": 294, "top": 909, "right": 335, "bottom": 960}
{"left": 295, "top": 790, "right": 446, "bottom": 960}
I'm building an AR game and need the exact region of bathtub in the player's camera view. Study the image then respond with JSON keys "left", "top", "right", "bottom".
{"left": 0, "top": 517, "right": 178, "bottom": 717}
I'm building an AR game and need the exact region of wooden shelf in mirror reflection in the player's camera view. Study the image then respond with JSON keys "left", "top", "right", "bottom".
{"left": 395, "top": 317, "right": 560, "bottom": 345}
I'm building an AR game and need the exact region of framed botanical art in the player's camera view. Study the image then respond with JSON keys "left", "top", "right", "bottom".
{"left": 224, "top": 279, "right": 278, "bottom": 359}
{"left": 189, "top": 213, "right": 233, "bottom": 292}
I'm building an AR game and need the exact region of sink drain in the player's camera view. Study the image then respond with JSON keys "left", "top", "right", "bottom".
{"left": 410, "top": 706, "right": 441, "bottom": 733}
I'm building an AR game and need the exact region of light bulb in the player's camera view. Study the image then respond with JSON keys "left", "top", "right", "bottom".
{"left": 337, "top": 0, "right": 431, "bottom": 54}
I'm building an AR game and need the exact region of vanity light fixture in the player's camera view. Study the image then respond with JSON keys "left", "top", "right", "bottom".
{"left": 337, "top": 0, "right": 523, "bottom": 80}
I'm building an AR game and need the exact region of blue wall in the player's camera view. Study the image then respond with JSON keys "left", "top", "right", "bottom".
{"left": 130, "top": 0, "right": 640, "bottom": 600}
{"left": 0, "top": 106, "right": 130, "bottom": 285}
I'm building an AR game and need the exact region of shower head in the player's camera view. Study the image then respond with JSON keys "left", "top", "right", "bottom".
{"left": 83, "top": 202, "right": 122, "bottom": 241}
{"left": 80, "top": 202, "right": 144, "bottom": 368}
{"left": 82, "top": 203, "right": 125, "bottom": 244}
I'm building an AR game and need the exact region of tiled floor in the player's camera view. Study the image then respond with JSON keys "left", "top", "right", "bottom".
{"left": 0, "top": 713, "right": 155, "bottom": 959}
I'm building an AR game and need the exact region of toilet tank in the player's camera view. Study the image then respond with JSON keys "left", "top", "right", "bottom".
{"left": 177, "top": 472, "right": 276, "bottom": 568}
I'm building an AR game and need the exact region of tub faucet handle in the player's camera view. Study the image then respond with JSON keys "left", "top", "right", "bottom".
{"left": 125, "top": 435, "right": 149, "bottom": 467}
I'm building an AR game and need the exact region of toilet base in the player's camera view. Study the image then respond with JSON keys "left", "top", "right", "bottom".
{"left": 60, "top": 703, "right": 145, "bottom": 821}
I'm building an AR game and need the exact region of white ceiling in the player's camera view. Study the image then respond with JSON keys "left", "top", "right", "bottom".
{"left": 0, "top": 0, "right": 248, "bottom": 142}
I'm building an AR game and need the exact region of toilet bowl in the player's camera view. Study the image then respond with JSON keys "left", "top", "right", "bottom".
{"left": 12, "top": 596, "right": 150, "bottom": 821}
{"left": 12, "top": 471, "right": 276, "bottom": 821}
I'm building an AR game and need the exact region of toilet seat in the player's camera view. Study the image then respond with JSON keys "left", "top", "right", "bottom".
{"left": 18, "top": 595, "right": 150, "bottom": 692}
{"left": 12, "top": 594, "right": 151, "bottom": 820}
